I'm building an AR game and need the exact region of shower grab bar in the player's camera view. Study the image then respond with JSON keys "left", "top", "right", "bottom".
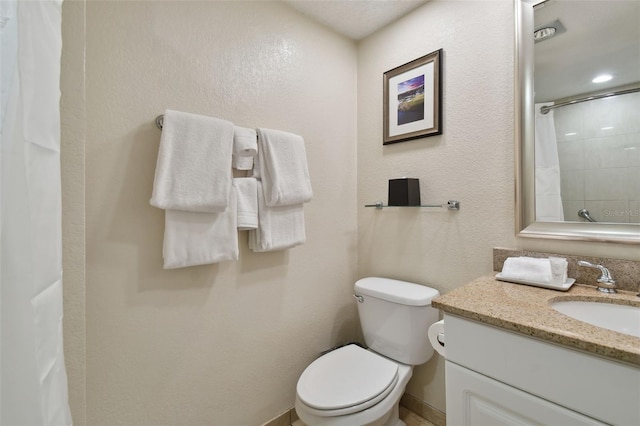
{"left": 540, "top": 86, "right": 640, "bottom": 114}
{"left": 578, "top": 209, "right": 597, "bottom": 222}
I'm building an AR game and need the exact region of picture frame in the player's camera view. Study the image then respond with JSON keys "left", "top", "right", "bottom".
{"left": 383, "top": 49, "right": 443, "bottom": 145}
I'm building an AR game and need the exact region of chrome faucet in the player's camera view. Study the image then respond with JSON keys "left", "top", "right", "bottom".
{"left": 578, "top": 261, "right": 617, "bottom": 294}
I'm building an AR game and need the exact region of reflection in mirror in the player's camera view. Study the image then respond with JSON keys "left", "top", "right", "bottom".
{"left": 515, "top": 0, "right": 640, "bottom": 244}
{"left": 533, "top": 0, "right": 640, "bottom": 224}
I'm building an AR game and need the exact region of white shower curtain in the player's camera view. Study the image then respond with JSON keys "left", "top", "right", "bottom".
{"left": 0, "top": 0, "right": 72, "bottom": 424}
{"left": 534, "top": 102, "right": 564, "bottom": 222}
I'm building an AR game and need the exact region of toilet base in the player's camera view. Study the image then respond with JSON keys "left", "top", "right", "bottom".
{"left": 382, "top": 402, "right": 405, "bottom": 426}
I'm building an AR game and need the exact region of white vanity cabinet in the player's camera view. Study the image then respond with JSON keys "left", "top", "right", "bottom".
{"left": 444, "top": 314, "right": 640, "bottom": 426}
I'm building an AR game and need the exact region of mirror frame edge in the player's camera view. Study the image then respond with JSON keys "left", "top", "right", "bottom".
{"left": 514, "top": 0, "right": 640, "bottom": 245}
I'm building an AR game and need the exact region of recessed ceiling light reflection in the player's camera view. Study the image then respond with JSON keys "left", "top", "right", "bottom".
{"left": 564, "top": 132, "right": 577, "bottom": 136}
{"left": 601, "top": 126, "right": 614, "bottom": 131}
{"left": 592, "top": 74, "right": 612, "bottom": 83}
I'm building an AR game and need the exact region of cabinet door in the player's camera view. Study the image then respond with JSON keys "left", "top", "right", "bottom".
{"left": 446, "top": 362, "right": 606, "bottom": 426}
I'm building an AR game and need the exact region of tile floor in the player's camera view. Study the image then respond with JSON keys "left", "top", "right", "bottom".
{"left": 398, "top": 406, "right": 438, "bottom": 426}
{"left": 291, "top": 406, "right": 436, "bottom": 426}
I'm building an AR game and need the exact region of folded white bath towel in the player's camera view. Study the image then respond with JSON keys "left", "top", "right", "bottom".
{"left": 248, "top": 180, "right": 306, "bottom": 252}
{"left": 162, "top": 188, "right": 239, "bottom": 269}
{"left": 233, "top": 177, "right": 258, "bottom": 230}
{"left": 232, "top": 126, "right": 257, "bottom": 170}
{"left": 501, "top": 256, "right": 553, "bottom": 283}
{"left": 256, "top": 128, "right": 313, "bottom": 207}
{"left": 150, "top": 109, "right": 234, "bottom": 212}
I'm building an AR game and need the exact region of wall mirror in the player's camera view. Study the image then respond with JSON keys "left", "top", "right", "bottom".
{"left": 515, "top": 0, "right": 640, "bottom": 244}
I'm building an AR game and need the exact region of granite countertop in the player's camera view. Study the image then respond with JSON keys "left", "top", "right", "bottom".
{"left": 432, "top": 275, "right": 640, "bottom": 366}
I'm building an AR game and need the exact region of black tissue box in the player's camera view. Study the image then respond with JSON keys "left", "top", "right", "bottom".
{"left": 388, "top": 178, "right": 421, "bottom": 206}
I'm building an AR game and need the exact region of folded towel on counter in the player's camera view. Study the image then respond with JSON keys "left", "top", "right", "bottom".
{"left": 233, "top": 177, "right": 258, "bottom": 230}
{"left": 256, "top": 128, "right": 312, "bottom": 206}
{"left": 248, "top": 180, "right": 305, "bottom": 252}
{"left": 501, "top": 256, "right": 553, "bottom": 283}
{"left": 232, "top": 126, "right": 257, "bottom": 170}
{"left": 150, "top": 109, "right": 234, "bottom": 212}
{"left": 162, "top": 188, "right": 239, "bottom": 269}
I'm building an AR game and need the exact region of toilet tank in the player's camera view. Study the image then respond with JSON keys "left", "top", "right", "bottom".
{"left": 354, "top": 277, "right": 440, "bottom": 365}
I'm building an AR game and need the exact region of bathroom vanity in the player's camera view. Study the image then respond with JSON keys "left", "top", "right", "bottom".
{"left": 433, "top": 276, "right": 640, "bottom": 425}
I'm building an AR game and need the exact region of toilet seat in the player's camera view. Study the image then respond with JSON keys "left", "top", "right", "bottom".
{"left": 296, "top": 344, "right": 399, "bottom": 417}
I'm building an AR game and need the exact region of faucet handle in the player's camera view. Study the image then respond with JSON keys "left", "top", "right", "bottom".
{"left": 578, "top": 261, "right": 617, "bottom": 293}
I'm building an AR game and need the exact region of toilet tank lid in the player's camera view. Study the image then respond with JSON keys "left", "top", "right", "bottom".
{"left": 354, "top": 277, "right": 440, "bottom": 306}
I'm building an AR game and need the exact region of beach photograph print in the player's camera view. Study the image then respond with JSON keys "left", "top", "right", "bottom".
{"left": 383, "top": 49, "right": 442, "bottom": 144}
{"left": 397, "top": 75, "right": 425, "bottom": 125}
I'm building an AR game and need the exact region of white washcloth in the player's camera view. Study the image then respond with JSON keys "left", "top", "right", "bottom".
{"left": 501, "top": 256, "right": 553, "bottom": 283}
{"left": 248, "top": 180, "right": 305, "bottom": 252}
{"left": 162, "top": 188, "right": 239, "bottom": 269}
{"left": 150, "top": 109, "right": 234, "bottom": 212}
{"left": 233, "top": 177, "right": 258, "bottom": 230}
{"left": 256, "top": 128, "right": 313, "bottom": 206}
{"left": 232, "top": 126, "right": 257, "bottom": 170}
{"left": 250, "top": 154, "right": 261, "bottom": 179}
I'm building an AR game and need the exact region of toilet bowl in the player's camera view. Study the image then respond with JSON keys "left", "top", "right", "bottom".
{"left": 295, "top": 278, "right": 440, "bottom": 426}
{"left": 295, "top": 344, "right": 412, "bottom": 426}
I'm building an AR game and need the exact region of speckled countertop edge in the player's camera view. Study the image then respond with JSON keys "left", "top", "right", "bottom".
{"left": 432, "top": 275, "right": 640, "bottom": 366}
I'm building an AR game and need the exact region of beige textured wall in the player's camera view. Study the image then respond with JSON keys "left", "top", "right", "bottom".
{"left": 357, "top": 0, "right": 637, "bottom": 414}
{"left": 357, "top": 0, "right": 516, "bottom": 411}
{"left": 61, "top": 0, "right": 86, "bottom": 424}
{"left": 81, "top": 1, "right": 358, "bottom": 424}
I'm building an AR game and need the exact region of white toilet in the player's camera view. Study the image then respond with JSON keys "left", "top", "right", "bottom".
{"left": 295, "top": 277, "right": 440, "bottom": 426}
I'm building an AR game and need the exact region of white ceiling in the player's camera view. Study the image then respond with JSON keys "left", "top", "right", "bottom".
{"left": 284, "top": 0, "right": 429, "bottom": 40}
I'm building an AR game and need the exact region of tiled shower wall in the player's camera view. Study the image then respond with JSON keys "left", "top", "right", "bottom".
{"left": 555, "top": 91, "right": 640, "bottom": 223}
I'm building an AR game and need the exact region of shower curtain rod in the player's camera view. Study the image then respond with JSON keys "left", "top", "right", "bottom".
{"left": 540, "top": 85, "right": 640, "bottom": 114}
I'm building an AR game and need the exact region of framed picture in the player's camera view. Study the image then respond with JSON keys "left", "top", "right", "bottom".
{"left": 383, "top": 49, "right": 443, "bottom": 145}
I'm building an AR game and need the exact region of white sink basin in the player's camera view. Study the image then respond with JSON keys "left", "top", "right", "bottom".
{"left": 552, "top": 300, "right": 640, "bottom": 338}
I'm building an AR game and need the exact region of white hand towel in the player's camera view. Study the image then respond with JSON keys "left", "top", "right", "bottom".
{"left": 248, "top": 180, "right": 305, "bottom": 252}
{"left": 256, "top": 128, "right": 313, "bottom": 206}
{"left": 232, "top": 126, "right": 257, "bottom": 170}
{"left": 501, "top": 256, "right": 553, "bottom": 283}
{"left": 150, "top": 109, "right": 234, "bottom": 212}
{"left": 233, "top": 177, "right": 258, "bottom": 230}
{"left": 162, "top": 188, "right": 239, "bottom": 269}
